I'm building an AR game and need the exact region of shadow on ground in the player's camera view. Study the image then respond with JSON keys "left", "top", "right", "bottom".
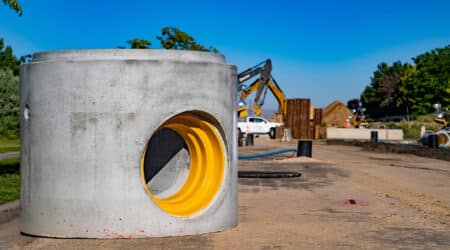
{"left": 238, "top": 161, "right": 349, "bottom": 192}
{"left": 14, "top": 234, "right": 215, "bottom": 250}
{"left": 361, "top": 227, "right": 450, "bottom": 250}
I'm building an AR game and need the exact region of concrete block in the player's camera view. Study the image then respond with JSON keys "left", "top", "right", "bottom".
{"left": 326, "top": 128, "right": 403, "bottom": 141}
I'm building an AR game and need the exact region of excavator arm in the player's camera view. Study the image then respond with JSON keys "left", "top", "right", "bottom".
{"left": 238, "top": 78, "right": 286, "bottom": 118}
{"left": 237, "top": 58, "right": 286, "bottom": 120}
{"left": 267, "top": 78, "right": 287, "bottom": 116}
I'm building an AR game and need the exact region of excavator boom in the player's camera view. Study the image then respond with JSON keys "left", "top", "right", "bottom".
{"left": 237, "top": 59, "right": 287, "bottom": 120}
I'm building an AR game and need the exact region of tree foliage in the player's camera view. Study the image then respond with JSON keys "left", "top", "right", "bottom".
{"left": 121, "top": 27, "right": 218, "bottom": 53}
{"left": 0, "top": 39, "right": 21, "bottom": 137}
{"left": 360, "top": 85, "right": 383, "bottom": 118}
{"left": 359, "top": 44, "right": 450, "bottom": 119}
{"left": 126, "top": 38, "right": 151, "bottom": 49}
{"left": 346, "top": 98, "right": 360, "bottom": 111}
{"left": 0, "top": 69, "right": 19, "bottom": 137}
{"left": 0, "top": 39, "right": 21, "bottom": 76}
{"left": 2, "top": 0, "right": 22, "bottom": 16}
{"left": 156, "top": 27, "right": 218, "bottom": 53}
{"left": 399, "top": 46, "right": 450, "bottom": 115}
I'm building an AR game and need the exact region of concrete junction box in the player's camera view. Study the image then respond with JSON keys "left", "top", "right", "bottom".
{"left": 19, "top": 49, "right": 238, "bottom": 238}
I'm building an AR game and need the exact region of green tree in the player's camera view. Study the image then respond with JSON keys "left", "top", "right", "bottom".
{"left": 360, "top": 61, "right": 412, "bottom": 118}
{"left": 360, "top": 44, "right": 450, "bottom": 119}
{"left": 156, "top": 27, "right": 218, "bottom": 53}
{"left": 0, "top": 38, "right": 20, "bottom": 75}
{"left": 2, "top": 0, "right": 22, "bottom": 16}
{"left": 376, "top": 62, "right": 409, "bottom": 109}
{"left": 360, "top": 85, "right": 383, "bottom": 118}
{"left": 0, "top": 69, "right": 19, "bottom": 137}
{"left": 346, "top": 98, "right": 360, "bottom": 111}
{"left": 126, "top": 38, "right": 151, "bottom": 49}
{"left": 0, "top": 38, "right": 21, "bottom": 137}
{"left": 399, "top": 45, "right": 450, "bottom": 115}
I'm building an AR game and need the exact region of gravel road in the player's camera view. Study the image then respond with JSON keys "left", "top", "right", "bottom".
{"left": 1, "top": 138, "right": 449, "bottom": 249}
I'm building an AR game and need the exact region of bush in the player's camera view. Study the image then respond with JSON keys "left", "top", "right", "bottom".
{"left": 0, "top": 69, "right": 19, "bottom": 137}
{"left": 400, "top": 121, "right": 422, "bottom": 138}
{"left": 0, "top": 158, "right": 20, "bottom": 204}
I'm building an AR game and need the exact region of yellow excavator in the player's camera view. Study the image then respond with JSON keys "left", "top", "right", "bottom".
{"left": 420, "top": 103, "right": 450, "bottom": 146}
{"left": 237, "top": 59, "right": 287, "bottom": 122}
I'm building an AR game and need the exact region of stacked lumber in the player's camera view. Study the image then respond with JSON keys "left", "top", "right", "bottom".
{"left": 285, "top": 98, "right": 311, "bottom": 139}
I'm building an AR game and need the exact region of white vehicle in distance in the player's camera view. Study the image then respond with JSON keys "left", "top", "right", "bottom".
{"left": 237, "top": 116, "right": 283, "bottom": 138}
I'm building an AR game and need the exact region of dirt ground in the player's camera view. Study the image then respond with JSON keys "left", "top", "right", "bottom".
{"left": 1, "top": 137, "right": 449, "bottom": 249}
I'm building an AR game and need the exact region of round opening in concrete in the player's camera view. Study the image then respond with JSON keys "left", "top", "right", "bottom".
{"left": 141, "top": 112, "right": 226, "bottom": 217}
{"left": 144, "top": 128, "right": 191, "bottom": 199}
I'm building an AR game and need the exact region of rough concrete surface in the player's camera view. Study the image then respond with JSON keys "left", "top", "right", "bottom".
{"left": 19, "top": 49, "right": 237, "bottom": 237}
{"left": 1, "top": 137, "right": 450, "bottom": 249}
{"left": 327, "top": 128, "right": 403, "bottom": 141}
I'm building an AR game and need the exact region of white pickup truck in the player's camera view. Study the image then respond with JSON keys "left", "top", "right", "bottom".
{"left": 237, "top": 116, "right": 283, "bottom": 137}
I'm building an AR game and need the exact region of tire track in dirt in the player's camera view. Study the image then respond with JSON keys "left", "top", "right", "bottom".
{"left": 348, "top": 168, "right": 450, "bottom": 227}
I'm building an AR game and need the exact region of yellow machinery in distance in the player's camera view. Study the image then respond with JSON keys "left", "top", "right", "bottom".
{"left": 237, "top": 59, "right": 287, "bottom": 122}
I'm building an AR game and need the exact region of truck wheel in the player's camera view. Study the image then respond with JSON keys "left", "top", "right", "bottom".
{"left": 269, "top": 127, "right": 276, "bottom": 139}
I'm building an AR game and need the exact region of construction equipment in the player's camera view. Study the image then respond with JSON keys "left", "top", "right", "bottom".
{"left": 433, "top": 104, "right": 449, "bottom": 128}
{"left": 432, "top": 104, "right": 450, "bottom": 145}
{"left": 237, "top": 59, "right": 287, "bottom": 121}
{"left": 420, "top": 103, "right": 450, "bottom": 146}
{"left": 348, "top": 107, "right": 369, "bottom": 128}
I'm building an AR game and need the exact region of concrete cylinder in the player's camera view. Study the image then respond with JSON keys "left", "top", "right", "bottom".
{"left": 19, "top": 49, "right": 237, "bottom": 238}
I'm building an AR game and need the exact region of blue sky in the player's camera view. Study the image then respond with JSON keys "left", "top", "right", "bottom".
{"left": 1, "top": 0, "right": 450, "bottom": 108}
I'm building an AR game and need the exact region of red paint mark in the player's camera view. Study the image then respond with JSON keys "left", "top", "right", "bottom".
{"left": 343, "top": 199, "right": 369, "bottom": 206}
{"left": 345, "top": 199, "right": 357, "bottom": 205}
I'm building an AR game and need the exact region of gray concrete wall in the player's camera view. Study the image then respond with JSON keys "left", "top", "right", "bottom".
{"left": 20, "top": 49, "right": 237, "bottom": 238}
{"left": 327, "top": 128, "right": 403, "bottom": 141}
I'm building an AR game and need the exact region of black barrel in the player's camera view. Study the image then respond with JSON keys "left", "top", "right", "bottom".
{"left": 428, "top": 134, "right": 439, "bottom": 148}
{"left": 269, "top": 127, "right": 276, "bottom": 139}
{"left": 246, "top": 133, "right": 254, "bottom": 146}
{"left": 296, "top": 140, "right": 312, "bottom": 157}
{"left": 370, "top": 131, "right": 378, "bottom": 144}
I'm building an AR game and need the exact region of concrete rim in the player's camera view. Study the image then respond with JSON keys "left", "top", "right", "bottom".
{"left": 31, "top": 49, "right": 226, "bottom": 64}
